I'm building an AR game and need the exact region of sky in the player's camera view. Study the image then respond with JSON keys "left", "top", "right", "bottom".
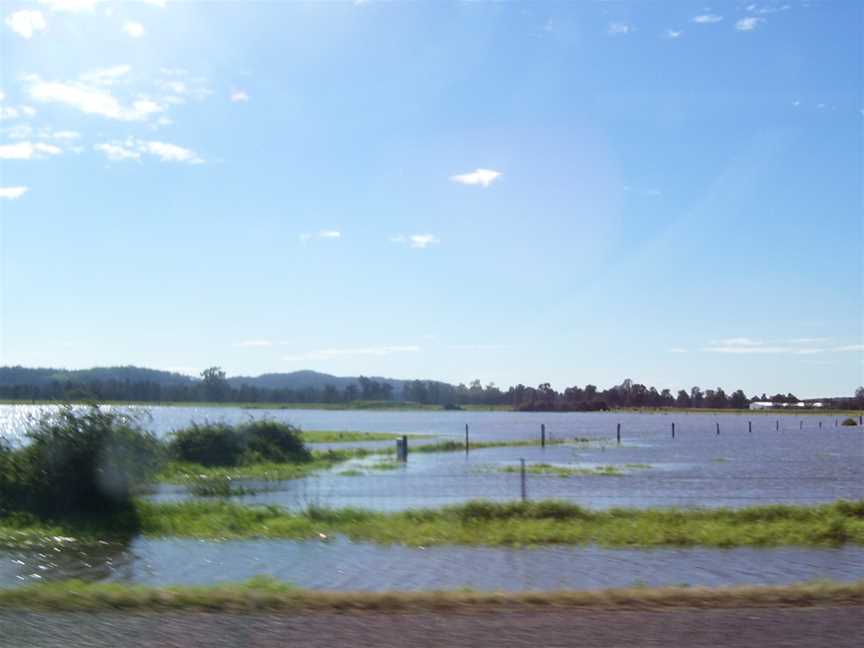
{"left": 0, "top": 0, "right": 861, "bottom": 398}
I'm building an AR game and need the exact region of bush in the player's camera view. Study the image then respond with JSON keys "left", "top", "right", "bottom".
{"left": 841, "top": 418, "right": 858, "bottom": 427}
{"left": 242, "top": 421, "right": 310, "bottom": 464}
{"left": 168, "top": 423, "right": 246, "bottom": 467}
{"left": 168, "top": 420, "right": 310, "bottom": 467}
{"left": 4, "top": 406, "right": 161, "bottom": 520}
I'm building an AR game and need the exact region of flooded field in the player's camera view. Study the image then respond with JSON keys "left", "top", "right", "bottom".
{"left": 2, "top": 405, "right": 862, "bottom": 510}
{"left": 2, "top": 405, "right": 862, "bottom": 591}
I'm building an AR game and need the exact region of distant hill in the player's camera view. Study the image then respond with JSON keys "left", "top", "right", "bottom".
{"left": 0, "top": 365, "right": 196, "bottom": 387}
{"left": 0, "top": 365, "right": 411, "bottom": 394}
{"left": 227, "top": 370, "right": 404, "bottom": 392}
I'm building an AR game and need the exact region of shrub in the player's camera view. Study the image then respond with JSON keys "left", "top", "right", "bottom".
{"left": 168, "top": 420, "right": 310, "bottom": 467}
{"left": 241, "top": 421, "right": 310, "bottom": 464}
{"left": 7, "top": 406, "right": 161, "bottom": 520}
{"left": 841, "top": 418, "right": 858, "bottom": 427}
{"left": 168, "top": 423, "right": 246, "bottom": 467}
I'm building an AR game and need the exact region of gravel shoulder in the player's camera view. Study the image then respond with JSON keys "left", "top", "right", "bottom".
{"left": 3, "top": 606, "right": 862, "bottom": 648}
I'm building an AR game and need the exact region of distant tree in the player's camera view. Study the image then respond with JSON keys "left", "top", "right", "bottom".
{"left": 730, "top": 389, "right": 749, "bottom": 409}
{"left": 201, "top": 367, "right": 229, "bottom": 402}
{"left": 676, "top": 390, "right": 691, "bottom": 408}
{"left": 690, "top": 386, "right": 704, "bottom": 408}
{"left": 856, "top": 386, "right": 864, "bottom": 407}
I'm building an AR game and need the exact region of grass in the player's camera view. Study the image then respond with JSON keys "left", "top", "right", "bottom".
{"left": 1, "top": 578, "right": 861, "bottom": 612}
{"left": 157, "top": 448, "right": 377, "bottom": 484}
{"left": 125, "top": 499, "right": 864, "bottom": 547}
{"left": 3, "top": 499, "right": 864, "bottom": 548}
{"left": 498, "top": 464, "right": 625, "bottom": 477}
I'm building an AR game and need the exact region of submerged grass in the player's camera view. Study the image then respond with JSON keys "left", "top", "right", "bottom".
{"left": 121, "top": 499, "right": 864, "bottom": 548}
{"left": 157, "top": 448, "right": 378, "bottom": 483}
{"left": 498, "top": 464, "right": 624, "bottom": 477}
{"left": 300, "top": 431, "right": 432, "bottom": 443}
{"left": 1, "top": 578, "right": 861, "bottom": 612}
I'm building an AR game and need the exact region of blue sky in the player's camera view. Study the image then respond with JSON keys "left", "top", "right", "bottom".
{"left": 0, "top": 0, "right": 861, "bottom": 397}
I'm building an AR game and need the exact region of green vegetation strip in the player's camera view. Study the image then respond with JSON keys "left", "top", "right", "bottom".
{"left": 8, "top": 500, "right": 860, "bottom": 548}
{"left": 301, "top": 431, "right": 433, "bottom": 443}
{"left": 1, "top": 578, "right": 861, "bottom": 612}
{"left": 499, "top": 464, "right": 626, "bottom": 477}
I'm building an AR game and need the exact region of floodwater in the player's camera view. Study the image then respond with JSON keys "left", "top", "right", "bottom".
{"left": 2, "top": 536, "right": 863, "bottom": 591}
{"left": 1, "top": 405, "right": 862, "bottom": 591}
{"left": 2, "top": 405, "right": 863, "bottom": 510}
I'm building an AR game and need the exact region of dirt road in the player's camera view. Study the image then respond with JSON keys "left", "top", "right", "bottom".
{"left": 2, "top": 606, "right": 861, "bottom": 648}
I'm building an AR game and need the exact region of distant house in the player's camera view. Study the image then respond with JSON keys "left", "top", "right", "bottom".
{"left": 750, "top": 401, "right": 823, "bottom": 410}
{"left": 749, "top": 401, "right": 776, "bottom": 410}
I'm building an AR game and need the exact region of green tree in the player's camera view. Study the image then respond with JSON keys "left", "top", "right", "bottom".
{"left": 201, "top": 366, "right": 229, "bottom": 402}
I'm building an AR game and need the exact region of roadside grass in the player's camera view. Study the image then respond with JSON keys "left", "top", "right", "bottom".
{"left": 1, "top": 578, "right": 861, "bottom": 612}
{"left": 123, "top": 499, "right": 864, "bottom": 548}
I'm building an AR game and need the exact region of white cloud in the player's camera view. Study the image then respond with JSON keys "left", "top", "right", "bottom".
{"left": 139, "top": 0, "right": 167, "bottom": 6}
{"left": 746, "top": 3, "right": 791, "bottom": 14}
{"left": 607, "top": 22, "right": 631, "bottom": 36}
{"left": 692, "top": 14, "right": 723, "bottom": 23}
{"left": 0, "top": 186, "right": 29, "bottom": 199}
{"left": 703, "top": 337, "right": 861, "bottom": 355}
{"left": 448, "top": 344, "right": 506, "bottom": 351}
{"left": 38, "top": 0, "right": 102, "bottom": 12}
{"left": 0, "top": 141, "right": 62, "bottom": 159}
{"left": 79, "top": 65, "right": 131, "bottom": 86}
{"left": 235, "top": 340, "right": 273, "bottom": 348}
{"left": 735, "top": 17, "right": 764, "bottom": 31}
{"left": 95, "top": 138, "right": 203, "bottom": 163}
{"left": 390, "top": 234, "right": 440, "bottom": 249}
{"left": 449, "top": 168, "right": 501, "bottom": 188}
{"left": 51, "top": 130, "right": 80, "bottom": 140}
{"left": 300, "top": 229, "right": 342, "bottom": 242}
{"left": 5, "top": 11, "right": 47, "bottom": 39}
{"left": 123, "top": 21, "right": 145, "bottom": 38}
{"left": 664, "top": 29, "right": 683, "bottom": 39}
{"left": 285, "top": 345, "right": 421, "bottom": 361}
{"left": 26, "top": 74, "right": 168, "bottom": 122}
{"left": 667, "top": 348, "right": 688, "bottom": 353}
{"left": 95, "top": 142, "right": 140, "bottom": 161}
{"left": 230, "top": 90, "right": 250, "bottom": 103}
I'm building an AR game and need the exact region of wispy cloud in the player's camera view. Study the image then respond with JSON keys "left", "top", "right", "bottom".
{"left": 0, "top": 186, "right": 29, "bottom": 199}
{"left": 692, "top": 14, "right": 723, "bottom": 24}
{"left": 607, "top": 22, "right": 632, "bottom": 36}
{"left": 5, "top": 11, "right": 47, "bottom": 39}
{"left": 0, "top": 141, "right": 62, "bottom": 160}
{"left": 235, "top": 340, "right": 273, "bottom": 348}
{"left": 94, "top": 138, "right": 203, "bottom": 164}
{"left": 123, "top": 21, "right": 145, "bottom": 38}
{"left": 230, "top": 90, "right": 250, "bottom": 103}
{"left": 26, "top": 74, "right": 165, "bottom": 122}
{"left": 390, "top": 234, "right": 440, "bottom": 249}
{"left": 284, "top": 345, "right": 421, "bottom": 361}
{"left": 664, "top": 29, "right": 683, "bottom": 39}
{"left": 38, "top": 0, "right": 102, "bottom": 12}
{"left": 703, "top": 337, "right": 861, "bottom": 355}
{"left": 448, "top": 344, "right": 506, "bottom": 351}
{"left": 735, "top": 17, "right": 765, "bottom": 31}
{"left": 745, "top": 3, "right": 791, "bottom": 15}
{"left": 667, "top": 348, "right": 688, "bottom": 353}
{"left": 450, "top": 168, "right": 501, "bottom": 188}
{"left": 300, "top": 229, "right": 341, "bottom": 243}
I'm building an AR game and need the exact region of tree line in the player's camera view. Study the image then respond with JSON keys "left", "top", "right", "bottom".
{"left": 2, "top": 367, "right": 862, "bottom": 411}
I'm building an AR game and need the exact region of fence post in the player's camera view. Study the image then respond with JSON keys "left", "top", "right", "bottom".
{"left": 520, "top": 458, "right": 527, "bottom": 502}
{"left": 776, "top": 420, "right": 779, "bottom": 432}
{"left": 402, "top": 435, "right": 408, "bottom": 461}
{"left": 819, "top": 421, "right": 823, "bottom": 429}
{"left": 395, "top": 438, "right": 403, "bottom": 461}
{"left": 465, "top": 424, "right": 469, "bottom": 455}
{"left": 672, "top": 422, "right": 675, "bottom": 439}
{"left": 800, "top": 420, "right": 803, "bottom": 430}
{"left": 748, "top": 421, "right": 752, "bottom": 433}
{"left": 616, "top": 423, "right": 621, "bottom": 445}
{"left": 541, "top": 423, "right": 546, "bottom": 449}
{"left": 716, "top": 422, "right": 720, "bottom": 436}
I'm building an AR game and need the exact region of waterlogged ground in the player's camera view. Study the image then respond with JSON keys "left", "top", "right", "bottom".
{"left": 2, "top": 535, "right": 863, "bottom": 591}
{"left": 1, "top": 405, "right": 862, "bottom": 591}
{"left": 2, "top": 405, "right": 862, "bottom": 510}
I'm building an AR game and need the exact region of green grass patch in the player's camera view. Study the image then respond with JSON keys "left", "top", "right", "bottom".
{"left": 157, "top": 448, "right": 377, "bottom": 484}
{"left": 498, "top": 464, "right": 624, "bottom": 477}
{"left": 1, "top": 578, "right": 861, "bottom": 612}
{"left": 115, "top": 499, "right": 864, "bottom": 547}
